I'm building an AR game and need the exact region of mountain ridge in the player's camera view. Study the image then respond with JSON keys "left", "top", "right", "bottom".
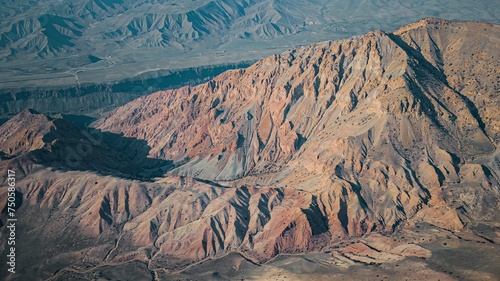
{"left": 2, "top": 0, "right": 499, "bottom": 91}
{"left": 96, "top": 17, "right": 499, "bottom": 177}
{"left": 1, "top": 18, "right": 499, "bottom": 280}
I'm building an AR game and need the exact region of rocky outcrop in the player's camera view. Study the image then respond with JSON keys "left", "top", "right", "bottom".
{"left": 97, "top": 18, "right": 500, "bottom": 265}
{"left": 0, "top": 109, "right": 147, "bottom": 176}
{"left": 1, "top": 19, "right": 499, "bottom": 279}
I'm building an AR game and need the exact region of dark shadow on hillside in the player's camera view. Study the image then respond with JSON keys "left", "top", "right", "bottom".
{"left": 36, "top": 117, "right": 176, "bottom": 181}
{"left": 60, "top": 114, "right": 97, "bottom": 129}
{"left": 99, "top": 129, "right": 177, "bottom": 178}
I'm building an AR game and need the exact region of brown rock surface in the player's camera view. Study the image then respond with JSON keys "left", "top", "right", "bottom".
{"left": 96, "top": 18, "right": 500, "bottom": 234}
{"left": 1, "top": 18, "right": 500, "bottom": 280}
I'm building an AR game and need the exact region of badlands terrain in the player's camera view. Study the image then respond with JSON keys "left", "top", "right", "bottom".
{"left": 1, "top": 18, "right": 500, "bottom": 280}
{"left": 0, "top": 0, "right": 499, "bottom": 121}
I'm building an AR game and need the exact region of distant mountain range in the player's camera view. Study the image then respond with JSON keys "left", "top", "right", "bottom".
{"left": 1, "top": 18, "right": 499, "bottom": 280}
{"left": 1, "top": 0, "right": 498, "bottom": 123}
{"left": 1, "top": 0, "right": 499, "bottom": 89}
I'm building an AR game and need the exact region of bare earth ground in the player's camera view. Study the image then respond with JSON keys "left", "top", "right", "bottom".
{"left": 1, "top": 18, "right": 499, "bottom": 281}
{"left": 40, "top": 223, "right": 500, "bottom": 281}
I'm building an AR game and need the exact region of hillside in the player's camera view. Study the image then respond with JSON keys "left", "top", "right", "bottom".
{"left": 1, "top": 19, "right": 500, "bottom": 280}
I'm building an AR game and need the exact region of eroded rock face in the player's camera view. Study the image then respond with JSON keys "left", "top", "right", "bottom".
{"left": 96, "top": 18, "right": 499, "bottom": 227}
{"left": 97, "top": 19, "right": 499, "bottom": 177}
{"left": 1, "top": 18, "right": 500, "bottom": 278}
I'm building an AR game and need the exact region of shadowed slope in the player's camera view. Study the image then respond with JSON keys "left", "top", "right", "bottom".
{"left": 1, "top": 19, "right": 500, "bottom": 280}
